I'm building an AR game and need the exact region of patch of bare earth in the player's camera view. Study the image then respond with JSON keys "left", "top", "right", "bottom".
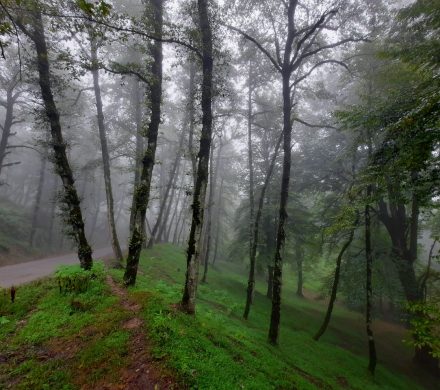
{"left": 89, "top": 276, "right": 182, "bottom": 390}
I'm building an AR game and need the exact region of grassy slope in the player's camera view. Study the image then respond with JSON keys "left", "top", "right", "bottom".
{"left": 0, "top": 265, "right": 132, "bottom": 389}
{"left": 0, "top": 244, "right": 432, "bottom": 389}
{"left": 113, "top": 244, "right": 427, "bottom": 390}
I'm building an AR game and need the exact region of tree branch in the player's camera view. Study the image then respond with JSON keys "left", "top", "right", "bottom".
{"left": 291, "top": 59, "right": 350, "bottom": 88}
{"left": 222, "top": 23, "right": 281, "bottom": 72}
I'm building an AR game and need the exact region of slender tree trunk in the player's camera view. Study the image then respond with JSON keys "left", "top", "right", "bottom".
{"left": 29, "top": 151, "right": 47, "bottom": 247}
{"left": 180, "top": 0, "right": 213, "bottom": 314}
{"left": 158, "top": 166, "right": 180, "bottom": 243}
{"left": 0, "top": 86, "right": 18, "bottom": 179}
{"left": 148, "top": 132, "right": 184, "bottom": 247}
{"left": 201, "top": 142, "right": 218, "bottom": 283}
{"left": 166, "top": 167, "right": 185, "bottom": 242}
{"left": 365, "top": 191, "right": 377, "bottom": 374}
{"left": 314, "top": 218, "right": 358, "bottom": 341}
{"left": 267, "top": 265, "right": 274, "bottom": 299}
{"left": 268, "top": 72, "right": 293, "bottom": 344}
{"left": 124, "top": 0, "right": 163, "bottom": 286}
{"left": 187, "top": 61, "right": 197, "bottom": 185}
{"left": 129, "top": 79, "right": 144, "bottom": 235}
{"left": 173, "top": 192, "right": 188, "bottom": 244}
{"left": 212, "top": 176, "right": 223, "bottom": 266}
{"left": 19, "top": 8, "right": 92, "bottom": 269}
{"left": 244, "top": 132, "right": 282, "bottom": 319}
{"left": 90, "top": 38, "right": 123, "bottom": 267}
{"left": 247, "top": 58, "right": 255, "bottom": 286}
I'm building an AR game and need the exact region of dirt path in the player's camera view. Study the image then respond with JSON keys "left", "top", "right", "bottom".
{"left": 0, "top": 247, "right": 115, "bottom": 288}
{"left": 102, "top": 276, "right": 181, "bottom": 390}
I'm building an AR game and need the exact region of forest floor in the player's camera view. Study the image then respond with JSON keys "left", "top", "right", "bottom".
{"left": 0, "top": 244, "right": 437, "bottom": 389}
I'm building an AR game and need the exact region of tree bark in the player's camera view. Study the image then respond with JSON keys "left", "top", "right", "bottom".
{"left": 180, "top": 0, "right": 213, "bottom": 314}
{"left": 212, "top": 176, "right": 224, "bottom": 266}
{"left": 267, "top": 265, "right": 274, "bottom": 300}
{"left": 314, "top": 217, "right": 358, "bottom": 341}
{"left": 268, "top": 71, "right": 292, "bottom": 345}
{"left": 90, "top": 37, "right": 123, "bottom": 267}
{"left": 0, "top": 76, "right": 20, "bottom": 180}
{"left": 244, "top": 132, "right": 282, "bottom": 319}
{"left": 123, "top": 0, "right": 163, "bottom": 286}
{"left": 129, "top": 79, "right": 144, "bottom": 235}
{"left": 16, "top": 7, "right": 92, "bottom": 269}
{"left": 201, "top": 141, "right": 219, "bottom": 283}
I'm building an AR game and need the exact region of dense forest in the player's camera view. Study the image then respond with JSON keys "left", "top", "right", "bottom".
{"left": 0, "top": 0, "right": 439, "bottom": 389}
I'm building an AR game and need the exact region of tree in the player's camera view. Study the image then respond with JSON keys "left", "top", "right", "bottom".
{"left": 124, "top": 0, "right": 163, "bottom": 286}
{"left": 227, "top": 0, "right": 367, "bottom": 345}
{"left": 5, "top": 0, "right": 93, "bottom": 269}
{"left": 180, "top": 0, "right": 214, "bottom": 314}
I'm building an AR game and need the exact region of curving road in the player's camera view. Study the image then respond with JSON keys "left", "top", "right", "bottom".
{"left": 0, "top": 247, "right": 116, "bottom": 288}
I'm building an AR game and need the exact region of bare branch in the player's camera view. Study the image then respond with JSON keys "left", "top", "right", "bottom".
{"left": 101, "top": 63, "right": 151, "bottom": 86}
{"left": 222, "top": 23, "right": 281, "bottom": 72}
{"left": 1, "top": 161, "right": 21, "bottom": 168}
{"left": 293, "top": 117, "right": 336, "bottom": 129}
{"left": 291, "top": 59, "right": 350, "bottom": 88}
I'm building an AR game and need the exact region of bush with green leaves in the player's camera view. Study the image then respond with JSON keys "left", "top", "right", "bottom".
{"left": 406, "top": 301, "right": 440, "bottom": 359}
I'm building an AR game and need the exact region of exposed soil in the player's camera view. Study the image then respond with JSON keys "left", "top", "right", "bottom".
{"left": 95, "top": 276, "right": 183, "bottom": 390}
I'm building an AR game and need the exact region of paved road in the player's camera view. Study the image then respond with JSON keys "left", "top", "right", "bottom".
{"left": 0, "top": 247, "right": 115, "bottom": 288}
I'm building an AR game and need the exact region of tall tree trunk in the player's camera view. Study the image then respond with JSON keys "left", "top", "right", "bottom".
{"left": 173, "top": 192, "right": 188, "bottom": 244}
{"left": 187, "top": 61, "right": 197, "bottom": 185}
{"left": 158, "top": 166, "right": 180, "bottom": 243}
{"left": 17, "top": 7, "right": 92, "bottom": 269}
{"left": 90, "top": 38, "right": 123, "bottom": 267}
{"left": 268, "top": 71, "right": 292, "bottom": 344}
{"left": 180, "top": 0, "right": 213, "bottom": 314}
{"left": 247, "top": 58, "right": 255, "bottom": 286}
{"left": 244, "top": 132, "right": 282, "bottom": 319}
{"left": 0, "top": 82, "right": 19, "bottom": 179}
{"left": 365, "top": 191, "right": 377, "bottom": 374}
{"left": 129, "top": 79, "right": 144, "bottom": 235}
{"left": 165, "top": 167, "right": 185, "bottom": 242}
{"left": 201, "top": 142, "right": 218, "bottom": 283}
{"left": 124, "top": 0, "right": 163, "bottom": 286}
{"left": 314, "top": 217, "right": 358, "bottom": 341}
{"left": 148, "top": 132, "right": 184, "bottom": 247}
{"left": 212, "top": 176, "right": 224, "bottom": 266}
{"left": 266, "top": 265, "right": 274, "bottom": 299}
{"left": 29, "top": 150, "right": 47, "bottom": 247}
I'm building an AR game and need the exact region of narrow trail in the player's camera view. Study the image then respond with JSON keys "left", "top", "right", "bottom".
{"left": 102, "top": 276, "right": 181, "bottom": 390}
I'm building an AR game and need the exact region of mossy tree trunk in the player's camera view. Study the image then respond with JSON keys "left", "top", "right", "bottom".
{"left": 124, "top": 0, "right": 163, "bottom": 286}
{"left": 14, "top": 5, "right": 92, "bottom": 269}
{"left": 180, "top": 0, "right": 214, "bottom": 314}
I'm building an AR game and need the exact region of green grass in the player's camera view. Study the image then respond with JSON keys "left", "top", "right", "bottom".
{"left": 110, "top": 244, "right": 428, "bottom": 390}
{"left": 0, "top": 265, "right": 131, "bottom": 389}
{"left": 0, "top": 244, "right": 433, "bottom": 389}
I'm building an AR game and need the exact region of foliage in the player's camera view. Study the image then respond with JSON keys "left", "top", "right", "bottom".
{"left": 75, "top": 0, "right": 112, "bottom": 18}
{"left": 55, "top": 261, "right": 105, "bottom": 294}
{"left": 406, "top": 301, "right": 440, "bottom": 359}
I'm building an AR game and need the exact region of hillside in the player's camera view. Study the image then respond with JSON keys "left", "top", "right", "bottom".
{"left": 0, "top": 245, "right": 436, "bottom": 389}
